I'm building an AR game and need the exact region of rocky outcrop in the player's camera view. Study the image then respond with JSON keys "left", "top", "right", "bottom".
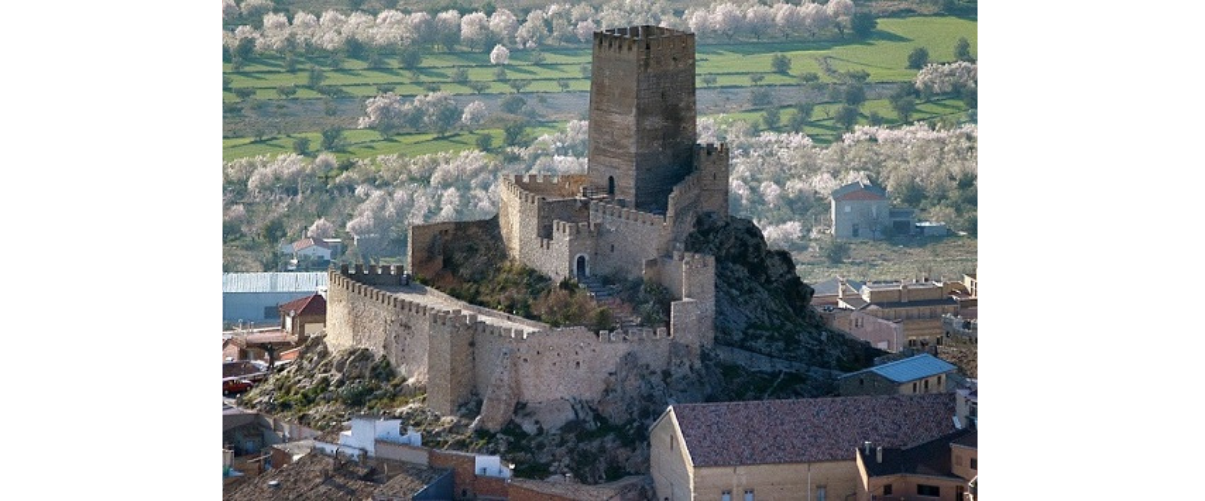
{"left": 685, "top": 213, "right": 875, "bottom": 370}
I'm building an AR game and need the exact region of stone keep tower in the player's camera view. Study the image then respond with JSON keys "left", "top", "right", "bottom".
{"left": 588, "top": 26, "right": 697, "bottom": 214}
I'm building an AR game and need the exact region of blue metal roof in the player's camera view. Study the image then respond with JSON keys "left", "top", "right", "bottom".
{"left": 846, "top": 354, "right": 957, "bottom": 383}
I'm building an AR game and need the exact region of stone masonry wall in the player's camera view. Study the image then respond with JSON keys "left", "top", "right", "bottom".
{"left": 589, "top": 200, "right": 667, "bottom": 279}
{"left": 329, "top": 267, "right": 702, "bottom": 430}
{"left": 589, "top": 27, "right": 697, "bottom": 212}
{"left": 426, "top": 309, "right": 476, "bottom": 416}
{"left": 326, "top": 269, "right": 433, "bottom": 383}
{"left": 408, "top": 219, "right": 496, "bottom": 281}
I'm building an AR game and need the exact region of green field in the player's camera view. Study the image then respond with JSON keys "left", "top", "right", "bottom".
{"left": 709, "top": 96, "right": 969, "bottom": 143}
{"left": 222, "top": 122, "right": 566, "bottom": 162}
{"left": 223, "top": 15, "right": 976, "bottom": 161}
{"left": 224, "top": 16, "right": 976, "bottom": 99}
{"left": 793, "top": 236, "right": 979, "bottom": 285}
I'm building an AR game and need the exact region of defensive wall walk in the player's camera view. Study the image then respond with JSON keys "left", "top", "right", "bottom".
{"left": 373, "top": 283, "right": 543, "bottom": 334}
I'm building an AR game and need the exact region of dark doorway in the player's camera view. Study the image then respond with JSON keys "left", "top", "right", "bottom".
{"left": 576, "top": 255, "right": 587, "bottom": 278}
{"left": 607, "top": 176, "right": 615, "bottom": 196}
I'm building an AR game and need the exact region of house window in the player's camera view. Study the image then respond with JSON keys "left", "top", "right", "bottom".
{"left": 917, "top": 484, "right": 940, "bottom": 497}
{"left": 883, "top": 484, "right": 892, "bottom": 495}
{"left": 670, "top": 435, "right": 675, "bottom": 451}
{"left": 816, "top": 486, "right": 826, "bottom": 501}
{"left": 923, "top": 379, "right": 930, "bottom": 393}
{"left": 912, "top": 382, "right": 918, "bottom": 393}
{"left": 744, "top": 489, "right": 754, "bottom": 501}
{"left": 721, "top": 490, "right": 731, "bottom": 501}
{"left": 970, "top": 457, "right": 977, "bottom": 470}
{"left": 844, "top": 205, "right": 851, "bottom": 213}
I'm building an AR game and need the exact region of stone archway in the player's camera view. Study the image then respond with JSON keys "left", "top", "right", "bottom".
{"left": 575, "top": 254, "right": 588, "bottom": 279}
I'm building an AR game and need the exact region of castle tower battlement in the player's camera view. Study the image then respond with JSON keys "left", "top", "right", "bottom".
{"left": 588, "top": 26, "right": 697, "bottom": 213}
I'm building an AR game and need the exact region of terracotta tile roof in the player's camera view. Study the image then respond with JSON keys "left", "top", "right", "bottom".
{"left": 278, "top": 294, "right": 326, "bottom": 317}
{"left": 508, "top": 476, "right": 649, "bottom": 500}
{"left": 831, "top": 181, "right": 887, "bottom": 201}
{"left": 291, "top": 238, "right": 331, "bottom": 252}
{"left": 672, "top": 394, "right": 957, "bottom": 467}
{"left": 244, "top": 330, "right": 294, "bottom": 345}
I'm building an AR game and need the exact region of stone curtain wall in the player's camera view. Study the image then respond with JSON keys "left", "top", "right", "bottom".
{"left": 330, "top": 266, "right": 701, "bottom": 429}
{"left": 326, "top": 269, "right": 434, "bottom": 384}
{"left": 589, "top": 199, "right": 666, "bottom": 279}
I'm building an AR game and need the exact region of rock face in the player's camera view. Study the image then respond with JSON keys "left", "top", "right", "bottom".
{"left": 685, "top": 213, "right": 873, "bottom": 370}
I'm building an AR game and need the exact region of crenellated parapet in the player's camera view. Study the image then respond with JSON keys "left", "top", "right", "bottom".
{"left": 337, "top": 263, "right": 406, "bottom": 286}
{"left": 551, "top": 220, "right": 600, "bottom": 238}
{"left": 504, "top": 173, "right": 589, "bottom": 200}
{"left": 593, "top": 26, "right": 694, "bottom": 61}
{"left": 671, "top": 250, "right": 716, "bottom": 271}
{"left": 693, "top": 142, "right": 729, "bottom": 164}
{"left": 597, "top": 326, "right": 671, "bottom": 342}
{"left": 589, "top": 200, "right": 666, "bottom": 227}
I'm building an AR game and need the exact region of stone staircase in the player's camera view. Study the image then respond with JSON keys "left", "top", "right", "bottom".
{"left": 578, "top": 277, "right": 643, "bottom": 329}
{"left": 578, "top": 276, "right": 618, "bottom": 302}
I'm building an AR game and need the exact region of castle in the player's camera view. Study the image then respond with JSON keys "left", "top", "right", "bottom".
{"left": 325, "top": 26, "right": 730, "bottom": 431}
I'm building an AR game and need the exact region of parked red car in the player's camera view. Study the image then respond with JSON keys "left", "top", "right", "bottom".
{"left": 223, "top": 379, "right": 254, "bottom": 395}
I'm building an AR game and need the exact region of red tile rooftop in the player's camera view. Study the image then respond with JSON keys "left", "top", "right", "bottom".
{"left": 278, "top": 293, "right": 326, "bottom": 317}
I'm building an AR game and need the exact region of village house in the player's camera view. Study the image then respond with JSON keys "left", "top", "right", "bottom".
{"left": 277, "top": 293, "right": 326, "bottom": 341}
{"left": 836, "top": 353, "right": 958, "bottom": 397}
{"left": 649, "top": 394, "right": 964, "bottom": 501}
{"left": 855, "top": 428, "right": 977, "bottom": 501}
{"left": 837, "top": 280, "right": 962, "bottom": 348}
{"left": 830, "top": 182, "right": 915, "bottom": 240}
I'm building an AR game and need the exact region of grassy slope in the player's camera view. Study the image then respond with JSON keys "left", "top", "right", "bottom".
{"left": 222, "top": 122, "right": 564, "bottom": 161}
{"left": 793, "top": 236, "right": 978, "bottom": 284}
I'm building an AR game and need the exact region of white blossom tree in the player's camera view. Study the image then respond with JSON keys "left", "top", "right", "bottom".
{"left": 516, "top": 9, "right": 549, "bottom": 48}
{"left": 575, "top": 20, "right": 597, "bottom": 42}
{"left": 434, "top": 10, "right": 462, "bottom": 50}
{"left": 915, "top": 62, "right": 978, "bottom": 95}
{"left": 711, "top": 2, "right": 744, "bottom": 40}
{"left": 489, "top": 9, "right": 519, "bottom": 46}
{"left": 744, "top": 5, "right": 775, "bottom": 40}
{"left": 490, "top": 44, "right": 510, "bottom": 65}
{"left": 307, "top": 217, "right": 336, "bottom": 239}
{"left": 459, "top": 12, "right": 491, "bottom": 51}
{"left": 358, "top": 93, "right": 412, "bottom": 138}
{"left": 461, "top": 100, "right": 488, "bottom": 132}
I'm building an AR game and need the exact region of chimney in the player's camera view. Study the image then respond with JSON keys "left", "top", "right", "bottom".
{"left": 863, "top": 441, "right": 872, "bottom": 455}
{"left": 838, "top": 277, "right": 847, "bottom": 300}
{"left": 876, "top": 446, "right": 883, "bottom": 464}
